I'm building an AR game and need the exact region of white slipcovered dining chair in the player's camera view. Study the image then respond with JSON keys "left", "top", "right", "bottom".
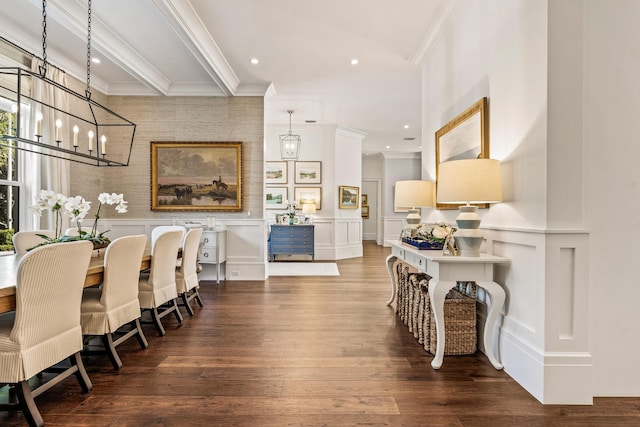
{"left": 138, "top": 229, "right": 183, "bottom": 336}
{"left": 150, "top": 225, "right": 185, "bottom": 250}
{"left": 0, "top": 240, "right": 94, "bottom": 427}
{"left": 12, "top": 230, "right": 55, "bottom": 255}
{"left": 80, "top": 235, "right": 148, "bottom": 370}
{"left": 176, "top": 227, "right": 204, "bottom": 316}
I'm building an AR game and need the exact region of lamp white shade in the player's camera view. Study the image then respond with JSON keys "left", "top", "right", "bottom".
{"left": 394, "top": 180, "right": 435, "bottom": 209}
{"left": 437, "top": 159, "right": 502, "bottom": 204}
{"left": 301, "top": 200, "right": 317, "bottom": 214}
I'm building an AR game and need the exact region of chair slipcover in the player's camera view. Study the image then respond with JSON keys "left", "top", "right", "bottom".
{"left": 0, "top": 240, "right": 94, "bottom": 426}
{"left": 81, "top": 235, "right": 148, "bottom": 369}
{"left": 138, "top": 229, "right": 183, "bottom": 335}
{"left": 12, "top": 230, "right": 56, "bottom": 255}
{"left": 176, "top": 227, "right": 204, "bottom": 315}
{"left": 150, "top": 225, "right": 186, "bottom": 252}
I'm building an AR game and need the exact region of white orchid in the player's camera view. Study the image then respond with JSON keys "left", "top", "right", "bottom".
{"left": 30, "top": 189, "right": 128, "bottom": 245}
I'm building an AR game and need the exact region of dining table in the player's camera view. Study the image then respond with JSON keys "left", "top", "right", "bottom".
{"left": 0, "top": 248, "right": 152, "bottom": 314}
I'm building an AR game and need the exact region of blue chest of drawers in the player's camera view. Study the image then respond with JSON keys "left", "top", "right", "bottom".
{"left": 269, "top": 225, "right": 315, "bottom": 261}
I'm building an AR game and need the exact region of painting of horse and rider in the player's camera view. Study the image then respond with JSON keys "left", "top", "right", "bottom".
{"left": 151, "top": 141, "right": 242, "bottom": 211}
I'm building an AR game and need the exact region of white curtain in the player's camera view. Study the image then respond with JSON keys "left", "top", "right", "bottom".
{"left": 19, "top": 59, "right": 70, "bottom": 231}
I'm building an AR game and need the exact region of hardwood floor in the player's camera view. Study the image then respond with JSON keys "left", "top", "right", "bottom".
{"left": 2, "top": 241, "right": 640, "bottom": 426}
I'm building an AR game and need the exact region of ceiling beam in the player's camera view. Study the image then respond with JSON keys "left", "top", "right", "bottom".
{"left": 152, "top": 0, "right": 240, "bottom": 96}
{"left": 36, "top": 0, "right": 172, "bottom": 95}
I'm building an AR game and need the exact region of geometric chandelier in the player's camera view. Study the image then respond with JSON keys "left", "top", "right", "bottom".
{"left": 0, "top": 0, "right": 135, "bottom": 167}
{"left": 279, "top": 110, "right": 300, "bottom": 160}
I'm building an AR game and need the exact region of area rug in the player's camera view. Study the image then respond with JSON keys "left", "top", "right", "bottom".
{"left": 268, "top": 262, "right": 340, "bottom": 277}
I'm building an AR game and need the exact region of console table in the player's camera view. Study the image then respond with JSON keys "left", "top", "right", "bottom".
{"left": 269, "top": 225, "right": 315, "bottom": 261}
{"left": 385, "top": 240, "right": 509, "bottom": 370}
{"left": 200, "top": 227, "right": 227, "bottom": 284}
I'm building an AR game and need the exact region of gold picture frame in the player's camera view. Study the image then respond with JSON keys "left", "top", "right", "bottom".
{"left": 339, "top": 185, "right": 359, "bottom": 209}
{"left": 265, "top": 161, "right": 288, "bottom": 184}
{"left": 361, "top": 205, "right": 370, "bottom": 218}
{"left": 151, "top": 141, "right": 242, "bottom": 211}
{"left": 435, "top": 97, "right": 489, "bottom": 210}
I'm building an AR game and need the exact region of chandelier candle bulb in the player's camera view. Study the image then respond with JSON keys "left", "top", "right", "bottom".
{"left": 101, "top": 135, "right": 107, "bottom": 155}
{"left": 88, "top": 130, "right": 94, "bottom": 152}
{"left": 73, "top": 125, "right": 79, "bottom": 147}
{"left": 35, "top": 112, "right": 42, "bottom": 136}
{"left": 55, "top": 119, "right": 62, "bottom": 142}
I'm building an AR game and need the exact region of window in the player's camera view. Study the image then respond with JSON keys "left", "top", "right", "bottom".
{"left": 0, "top": 104, "right": 20, "bottom": 235}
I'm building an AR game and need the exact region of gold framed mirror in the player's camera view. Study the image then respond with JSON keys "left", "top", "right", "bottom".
{"left": 435, "top": 97, "right": 489, "bottom": 210}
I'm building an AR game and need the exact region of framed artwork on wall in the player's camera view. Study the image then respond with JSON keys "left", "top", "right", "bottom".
{"left": 294, "top": 161, "right": 322, "bottom": 184}
{"left": 151, "top": 141, "right": 242, "bottom": 211}
{"left": 435, "top": 97, "right": 489, "bottom": 210}
{"left": 339, "top": 185, "right": 359, "bottom": 209}
{"left": 265, "top": 187, "right": 288, "bottom": 209}
{"left": 265, "top": 161, "right": 288, "bottom": 184}
{"left": 294, "top": 186, "right": 322, "bottom": 210}
{"left": 362, "top": 194, "right": 368, "bottom": 205}
{"left": 361, "top": 205, "right": 370, "bottom": 219}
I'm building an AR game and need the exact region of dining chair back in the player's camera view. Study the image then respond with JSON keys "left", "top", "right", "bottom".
{"left": 0, "top": 240, "right": 94, "bottom": 426}
{"left": 12, "top": 230, "right": 56, "bottom": 255}
{"left": 151, "top": 225, "right": 186, "bottom": 252}
{"left": 80, "top": 235, "right": 148, "bottom": 369}
{"left": 138, "top": 229, "right": 183, "bottom": 336}
{"left": 176, "top": 227, "right": 204, "bottom": 316}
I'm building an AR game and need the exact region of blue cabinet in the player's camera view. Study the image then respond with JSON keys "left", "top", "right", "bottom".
{"left": 269, "top": 225, "right": 315, "bottom": 261}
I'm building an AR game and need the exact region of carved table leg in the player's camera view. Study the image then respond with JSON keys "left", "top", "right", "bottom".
{"left": 476, "top": 280, "right": 506, "bottom": 370}
{"left": 429, "top": 279, "right": 457, "bottom": 369}
{"left": 385, "top": 254, "right": 398, "bottom": 306}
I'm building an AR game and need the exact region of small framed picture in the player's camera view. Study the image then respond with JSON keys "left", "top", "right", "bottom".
{"left": 361, "top": 205, "right": 370, "bottom": 218}
{"left": 294, "top": 186, "right": 322, "bottom": 210}
{"left": 294, "top": 161, "right": 322, "bottom": 184}
{"left": 265, "top": 161, "right": 288, "bottom": 184}
{"left": 265, "top": 187, "right": 288, "bottom": 209}
{"left": 279, "top": 215, "right": 290, "bottom": 225}
{"left": 362, "top": 194, "right": 368, "bottom": 205}
{"left": 339, "top": 185, "right": 359, "bottom": 209}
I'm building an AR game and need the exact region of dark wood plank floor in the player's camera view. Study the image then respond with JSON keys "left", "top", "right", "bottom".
{"left": 2, "top": 241, "right": 640, "bottom": 426}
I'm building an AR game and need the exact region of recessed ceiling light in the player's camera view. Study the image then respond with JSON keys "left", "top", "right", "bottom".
{"left": 91, "top": 57, "right": 101, "bottom": 64}
{"left": 404, "top": 124, "right": 409, "bottom": 129}
{"left": 350, "top": 58, "right": 359, "bottom": 65}
{"left": 250, "top": 58, "right": 259, "bottom": 65}
{"left": 386, "top": 145, "right": 390, "bottom": 149}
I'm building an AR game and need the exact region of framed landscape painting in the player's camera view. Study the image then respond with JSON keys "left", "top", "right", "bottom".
{"left": 266, "top": 187, "right": 288, "bottom": 209}
{"left": 294, "top": 161, "right": 322, "bottom": 184}
{"left": 265, "top": 161, "right": 288, "bottom": 184}
{"left": 151, "top": 141, "right": 242, "bottom": 211}
{"left": 339, "top": 185, "right": 359, "bottom": 209}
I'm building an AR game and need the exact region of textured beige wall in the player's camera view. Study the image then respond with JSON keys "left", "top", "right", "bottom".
{"left": 70, "top": 96, "right": 264, "bottom": 220}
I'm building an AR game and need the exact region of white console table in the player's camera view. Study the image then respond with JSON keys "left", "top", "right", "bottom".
{"left": 385, "top": 240, "right": 509, "bottom": 370}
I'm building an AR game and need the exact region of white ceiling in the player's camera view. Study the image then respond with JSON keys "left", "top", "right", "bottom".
{"left": 0, "top": 0, "right": 452, "bottom": 155}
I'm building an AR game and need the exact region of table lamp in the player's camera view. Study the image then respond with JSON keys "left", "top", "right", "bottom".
{"left": 436, "top": 158, "right": 502, "bottom": 257}
{"left": 394, "top": 180, "right": 435, "bottom": 236}
{"left": 301, "top": 199, "right": 317, "bottom": 223}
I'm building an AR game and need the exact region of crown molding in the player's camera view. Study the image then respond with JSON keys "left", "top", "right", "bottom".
{"left": 410, "top": 0, "right": 468, "bottom": 66}
{"left": 380, "top": 151, "right": 421, "bottom": 159}
{"left": 152, "top": 0, "right": 240, "bottom": 96}
{"left": 235, "top": 83, "right": 272, "bottom": 96}
{"left": 336, "top": 126, "right": 368, "bottom": 140}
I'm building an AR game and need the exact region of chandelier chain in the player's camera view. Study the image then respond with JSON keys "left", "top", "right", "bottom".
{"left": 40, "top": 0, "right": 48, "bottom": 76}
{"left": 86, "top": 0, "right": 92, "bottom": 97}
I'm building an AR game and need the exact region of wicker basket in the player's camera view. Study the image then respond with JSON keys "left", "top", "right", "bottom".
{"left": 393, "top": 261, "right": 477, "bottom": 356}
{"left": 426, "top": 284, "right": 477, "bottom": 355}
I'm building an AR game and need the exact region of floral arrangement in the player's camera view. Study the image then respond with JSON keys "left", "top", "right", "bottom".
{"left": 31, "top": 190, "right": 127, "bottom": 248}
{"left": 283, "top": 199, "right": 298, "bottom": 222}
{"left": 415, "top": 222, "right": 457, "bottom": 243}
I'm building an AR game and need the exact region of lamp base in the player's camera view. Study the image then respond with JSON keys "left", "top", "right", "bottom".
{"left": 454, "top": 205, "right": 483, "bottom": 257}
{"left": 405, "top": 208, "right": 421, "bottom": 237}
